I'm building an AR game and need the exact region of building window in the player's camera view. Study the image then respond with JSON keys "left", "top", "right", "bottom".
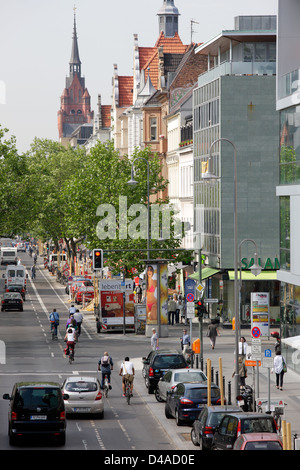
{"left": 150, "top": 117, "right": 157, "bottom": 141}
{"left": 280, "top": 196, "right": 290, "bottom": 271}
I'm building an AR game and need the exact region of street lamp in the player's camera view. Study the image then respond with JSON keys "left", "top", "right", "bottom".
{"left": 127, "top": 157, "right": 150, "bottom": 260}
{"left": 202, "top": 138, "right": 240, "bottom": 398}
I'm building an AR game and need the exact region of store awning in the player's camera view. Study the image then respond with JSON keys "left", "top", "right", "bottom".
{"left": 189, "top": 268, "right": 220, "bottom": 281}
{"left": 228, "top": 270, "right": 278, "bottom": 281}
{"left": 281, "top": 336, "right": 300, "bottom": 351}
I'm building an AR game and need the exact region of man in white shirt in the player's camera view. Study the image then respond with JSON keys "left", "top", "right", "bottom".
{"left": 64, "top": 326, "right": 76, "bottom": 358}
{"left": 119, "top": 357, "right": 135, "bottom": 397}
{"left": 74, "top": 309, "right": 83, "bottom": 336}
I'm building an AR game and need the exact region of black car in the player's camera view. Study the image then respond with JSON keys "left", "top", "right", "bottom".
{"left": 191, "top": 405, "right": 242, "bottom": 450}
{"left": 3, "top": 382, "right": 68, "bottom": 445}
{"left": 1, "top": 292, "right": 23, "bottom": 311}
{"left": 165, "top": 382, "right": 222, "bottom": 426}
{"left": 142, "top": 350, "right": 188, "bottom": 394}
{"left": 5, "top": 284, "right": 26, "bottom": 301}
{"left": 212, "top": 412, "right": 278, "bottom": 450}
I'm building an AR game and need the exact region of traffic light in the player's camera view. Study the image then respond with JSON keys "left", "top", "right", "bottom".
{"left": 92, "top": 249, "right": 103, "bottom": 270}
{"left": 194, "top": 299, "right": 205, "bottom": 318}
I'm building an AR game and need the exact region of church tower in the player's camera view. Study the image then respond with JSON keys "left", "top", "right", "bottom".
{"left": 157, "top": 0, "right": 180, "bottom": 38}
{"left": 58, "top": 10, "right": 93, "bottom": 145}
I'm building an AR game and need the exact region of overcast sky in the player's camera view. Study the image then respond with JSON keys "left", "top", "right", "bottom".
{"left": 0, "top": 0, "right": 277, "bottom": 154}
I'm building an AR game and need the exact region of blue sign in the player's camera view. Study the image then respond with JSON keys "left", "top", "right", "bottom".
{"left": 184, "top": 279, "right": 195, "bottom": 305}
{"left": 265, "top": 349, "right": 272, "bottom": 358}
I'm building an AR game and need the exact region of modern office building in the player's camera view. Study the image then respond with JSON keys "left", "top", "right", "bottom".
{"left": 276, "top": 0, "right": 300, "bottom": 371}
{"left": 192, "top": 16, "right": 280, "bottom": 323}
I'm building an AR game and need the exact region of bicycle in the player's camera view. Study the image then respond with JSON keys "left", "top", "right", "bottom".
{"left": 124, "top": 378, "right": 131, "bottom": 405}
{"left": 103, "top": 374, "right": 110, "bottom": 398}
{"left": 68, "top": 346, "right": 74, "bottom": 364}
{"left": 50, "top": 322, "right": 57, "bottom": 340}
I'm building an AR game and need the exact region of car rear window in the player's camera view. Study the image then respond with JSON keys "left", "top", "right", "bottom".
{"left": 174, "top": 372, "right": 206, "bottom": 382}
{"left": 65, "top": 382, "right": 98, "bottom": 392}
{"left": 242, "top": 418, "right": 276, "bottom": 433}
{"left": 153, "top": 355, "right": 186, "bottom": 368}
{"left": 244, "top": 441, "right": 282, "bottom": 450}
{"left": 15, "top": 388, "right": 60, "bottom": 410}
{"left": 208, "top": 412, "right": 229, "bottom": 426}
{"left": 187, "top": 388, "right": 220, "bottom": 399}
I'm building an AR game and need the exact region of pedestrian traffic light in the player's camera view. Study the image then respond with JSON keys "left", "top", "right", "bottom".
{"left": 92, "top": 249, "right": 103, "bottom": 270}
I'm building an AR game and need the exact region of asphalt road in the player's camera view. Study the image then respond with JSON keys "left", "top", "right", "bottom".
{"left": 0, "top": 252, "right": 195, "bottom": 452}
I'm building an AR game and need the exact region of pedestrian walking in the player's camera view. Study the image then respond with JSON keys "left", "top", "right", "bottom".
{"left": 150, "top": 328, "right": 159, "bottom": 351}
{"left": 168, "top": 296, "right": 177, "bottom": 325}
{"left": 272, "top": 350, "right": 287, "bottom": 390}
{"left": 239, "top": 336, "right": 248, "bottom": 356}
{"left": 207, "top": 320, "right": 220, "bottom": 349}
{"left": 180, "top": 328, "right": 190, "bottom": 355}
{"left": 232, "top": 356, "right": 248, "bottom": 386}
{"left": 31, "top": 265, "right": 36, "bottom": 280}
{"left": 176, "top": 296, "right": 183, "bottom": 324}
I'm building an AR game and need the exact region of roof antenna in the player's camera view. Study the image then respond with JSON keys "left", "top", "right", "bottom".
{"left": 191, "top": 19, "right": 199, "bottom": 43}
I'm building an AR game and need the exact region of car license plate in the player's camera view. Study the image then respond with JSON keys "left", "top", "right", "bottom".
{"left": 73, "top": 408, "right": 91, "bottom": 412}
{"left": 30, "top": 415, "right": 47, "bottom": 420}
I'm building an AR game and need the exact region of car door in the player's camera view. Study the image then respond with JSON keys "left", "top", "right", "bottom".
{"left": 159, "top": 370, "right": 172, "bottom": 400}
{"left": 223, "top": 416, "right": 238, "bottom": 449}
{"left": 214, "top": 415, "right": 231, "bottom": 450}
{"left": 168, "top": 383, "right": 184, "bottom": 417}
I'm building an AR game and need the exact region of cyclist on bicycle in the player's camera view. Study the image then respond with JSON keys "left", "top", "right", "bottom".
{"left": 64, "top": 325, "right": 76, "bottom": 358}
{"left": 97, "top": 352, "right": 113, "bottom": 390}
{"left": 49, "top": 309, "right": 60, "bottom": 338}
{"left": 119, "top": 356, "right": 135, "bottom": 397}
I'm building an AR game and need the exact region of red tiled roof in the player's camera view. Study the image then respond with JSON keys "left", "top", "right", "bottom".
{"left": 118, "top": 76, "right": 133, "bottom": 107}
{"left": 101, "top": 105, "right": 111, "bottom": 128}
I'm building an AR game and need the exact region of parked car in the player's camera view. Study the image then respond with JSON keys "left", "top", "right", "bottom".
{"left": 142, "top": 350, "right": 188, "bottom": 394}
{"left": 233, "top": 432, "right": 283, "bottom": 450}
{"left": 155, "top": 368, "right": 207, "bottom": 402}
{"left": 212, "top": 412, "right": 278, "bottom": 450}
{"left": 61, "top": 376, "right": 104, "bottom": 418}
{"left": 5, "top": 284, "right": 26, "bottom": 301}
{"left": 17, "top": 243, "right": 26, "bottom": 252}
{"left": 3, "top": 382, "right": 68, "bottom": 445}
{"left": 165, "top": 382, "right": 222, "bottom": 426}
{"left": 191, "top": 405, "right": 242, "bottom": 449}
{"left": 75, "top": 285, "right": 94, "bottom": 304}
{"left": 71, "top": 279, "right": 93, "bottom": 296}
{"left": 1, "top": 292, "right": 23, "bottom": 311}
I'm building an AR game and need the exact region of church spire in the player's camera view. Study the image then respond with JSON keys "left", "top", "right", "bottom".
{"left": 69, "top": 7, "right": 81, "bottom": 77}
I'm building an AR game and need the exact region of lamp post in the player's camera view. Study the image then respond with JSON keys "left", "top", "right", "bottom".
{"left": 127, "top": 157, "right": 150, "bottom": 260}
{"left": 202, "top": 138, "right": 240, "bottom": 397}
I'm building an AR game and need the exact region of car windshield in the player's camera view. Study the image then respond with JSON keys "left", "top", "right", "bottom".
{"left": 4, "top": 293, "right": 20, "bottom": 298}
{"left": 153, "top": 355, "right": 186, "bottom": 368}
{"left": 186, "top": 388, "right": 220, "bottom": 399}
{"left": 244, "top": 441, "right": 282, "bottom": 450}
{"left": 208, "top": 412, "right": 231, "bottom": 426}
{"left": 64, "top": 381, "right": 97, "bottom": 392}
{"left": 15, "top": 388, "right": 60, "bottom": 410}
{"left": 174, "top": 372, "right": 206, "bottom": 382}
{"left": 242, "top": 418, "right": 275, "bottom": 433}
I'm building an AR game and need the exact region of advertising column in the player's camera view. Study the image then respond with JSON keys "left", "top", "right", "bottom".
{"left": 146, "top": 262, "right": 168, "bottom": 337}
{"left": 251, "top": 292, "right": 270, "bottom": 338}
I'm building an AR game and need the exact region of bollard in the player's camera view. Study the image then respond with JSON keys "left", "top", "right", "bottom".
{"left": 287, "top": 422, "right": 292, "bottom": 450}
{"left": 216, "top": 371, "right": 219, "bottom": 387}
{"left": 219, "top": 358, "right": 224, "bottom": 405}
{"left": 282, "top": 420, "right": 287, "bottom": 450}
{"left": 228, "top": 381, "right": 231, "bottom": 405}
{"left": 207, "top": 358, "right": 211, "bottom": 406}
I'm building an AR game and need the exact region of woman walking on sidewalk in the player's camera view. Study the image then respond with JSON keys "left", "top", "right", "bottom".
{"left": 272, "top": 350, "right": 287, "bottom": 390}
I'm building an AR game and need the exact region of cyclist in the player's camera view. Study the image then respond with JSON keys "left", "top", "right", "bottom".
{"left": 69, "top": 304, "right": 76, "bottom": 315}
{"left": 49, "top": 308, "right": 60, "bottom": 338}
{"left": 119, "top": 356, "right": 135, "bottom": 397}
{"left": 74, "top": 309, "right": 83, "bottom": 336}
{"left": 64, "top": 325, "right": 76, "bottom": 358}
{"left": 97, "top": 352, "right": 113, "bottom": 390}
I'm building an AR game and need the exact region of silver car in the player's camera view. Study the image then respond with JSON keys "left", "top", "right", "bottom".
{"left": 62, "top": 377, "right": 104, "bottom": 418}
{"left": 155, "top": 368, "right": 207, "bottom": 402}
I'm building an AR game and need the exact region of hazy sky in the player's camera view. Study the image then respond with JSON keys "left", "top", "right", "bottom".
{"left": 0, "top": 0, "right": 277, "bottom": 154}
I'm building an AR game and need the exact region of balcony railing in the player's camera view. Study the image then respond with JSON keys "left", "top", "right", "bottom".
{"left": 198, "top": 61, "right": 276, "bottom": 87}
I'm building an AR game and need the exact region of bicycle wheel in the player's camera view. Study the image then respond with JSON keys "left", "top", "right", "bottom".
{"left": 104, "top": 378, "right": 109, "bottom": 398}
{"left": 126, "top": 383, "right": 131, "bottom": 405}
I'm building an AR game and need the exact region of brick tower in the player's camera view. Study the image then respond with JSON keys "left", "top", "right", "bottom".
{"left": 58, "top": 11, "right": 93, "bottom": 145}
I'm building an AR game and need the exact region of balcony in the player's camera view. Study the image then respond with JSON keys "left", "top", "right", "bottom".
{"left": 198, "top": 61, "right": 276, "bottom": 88}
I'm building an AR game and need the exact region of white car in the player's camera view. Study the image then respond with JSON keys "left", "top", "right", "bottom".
{"left": 155, "top": 368, "right": 207, "bottom": 402}
{"left": 61, "top": 377, "right": 104, "bottom": 418}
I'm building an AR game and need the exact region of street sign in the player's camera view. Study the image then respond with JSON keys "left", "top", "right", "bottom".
{"left": 252, "top": 326, "right": 261, "bottom": 338}
{"left": 262, "top": 357, "right": 273, "bottom": 368}
{"left": 186, "top": 302, "right": 195, "bottom": 319}
{"left": 196, "top": 283, "right": 204, "bottom": 294}
{"left": 245, "top": 359, "right": 261, "bottom": 367}
{"left": 186, "top": 293, "right": 194, "bottom": 302}
{"left": 204, "top": 298, "right": 218, "bottom": 303}
{"left": 265, "top": 349, "right": 272, "bottom": 357}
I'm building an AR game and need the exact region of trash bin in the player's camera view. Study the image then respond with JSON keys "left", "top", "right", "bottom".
{"left": 232, "top": 317, "right": 235, "bottom": 331}
{"left": 192, "top": 338, "right": 200, "bottom": 354}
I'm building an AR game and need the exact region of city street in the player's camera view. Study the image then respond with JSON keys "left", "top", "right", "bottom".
{"left": 1, "top": 252, "right": 300, "bottom": 455}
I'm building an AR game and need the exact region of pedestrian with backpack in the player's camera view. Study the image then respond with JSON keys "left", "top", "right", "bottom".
{"left": 98, "top": 352, "right": 113, "bottom": 390}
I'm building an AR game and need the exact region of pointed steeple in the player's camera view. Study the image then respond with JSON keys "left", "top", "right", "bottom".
{"left": 69, "top": 8, "right": 81, "bottom": 77}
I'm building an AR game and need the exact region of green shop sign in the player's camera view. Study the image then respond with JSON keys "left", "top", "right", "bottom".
{"left": 241, "top": 257, "right": 280, "bottom": 270}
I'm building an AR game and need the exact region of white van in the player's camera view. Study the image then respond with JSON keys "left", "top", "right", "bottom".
{"left": 3, "top": 265, "right": 28, "bottom": 289}
{"left": 0, "top": 247, "right": 17, "bottom": 265}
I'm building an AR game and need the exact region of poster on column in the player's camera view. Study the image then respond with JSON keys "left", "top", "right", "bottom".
{"left": 146, "top": 264, "right": 168, "bottom": 325}
{"left": 251, "top": 292, "right": 270, "bottom": 338}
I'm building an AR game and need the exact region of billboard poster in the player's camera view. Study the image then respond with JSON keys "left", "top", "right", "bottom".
{"left": 159, "top": 263, "right": 168, "bottom": 325}
{"left": 146, "top": 264, "right": 158, "bottom": 323}
{"left": 251, "top": 292, "right": 270, "bottom": 337}
{"left": 100, "top": 279, "right": 134, "bottom": 329}
{"left": 146, "top": 263, "right": 168, "bottom": 325}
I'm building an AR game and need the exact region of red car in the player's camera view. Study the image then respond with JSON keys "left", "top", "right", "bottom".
{"left": 71, "top": 279, "right": 93, "bottom": 296}
{"left": 75, "top": 286, "right": 94, "bottom": 304}
{"left": 233, "top": 433, "right": 283, "bottom": 450}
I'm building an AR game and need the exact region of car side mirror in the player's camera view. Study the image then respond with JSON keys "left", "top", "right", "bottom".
{"left": 3, "top": 394, "right": 11, "bottom": 400}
